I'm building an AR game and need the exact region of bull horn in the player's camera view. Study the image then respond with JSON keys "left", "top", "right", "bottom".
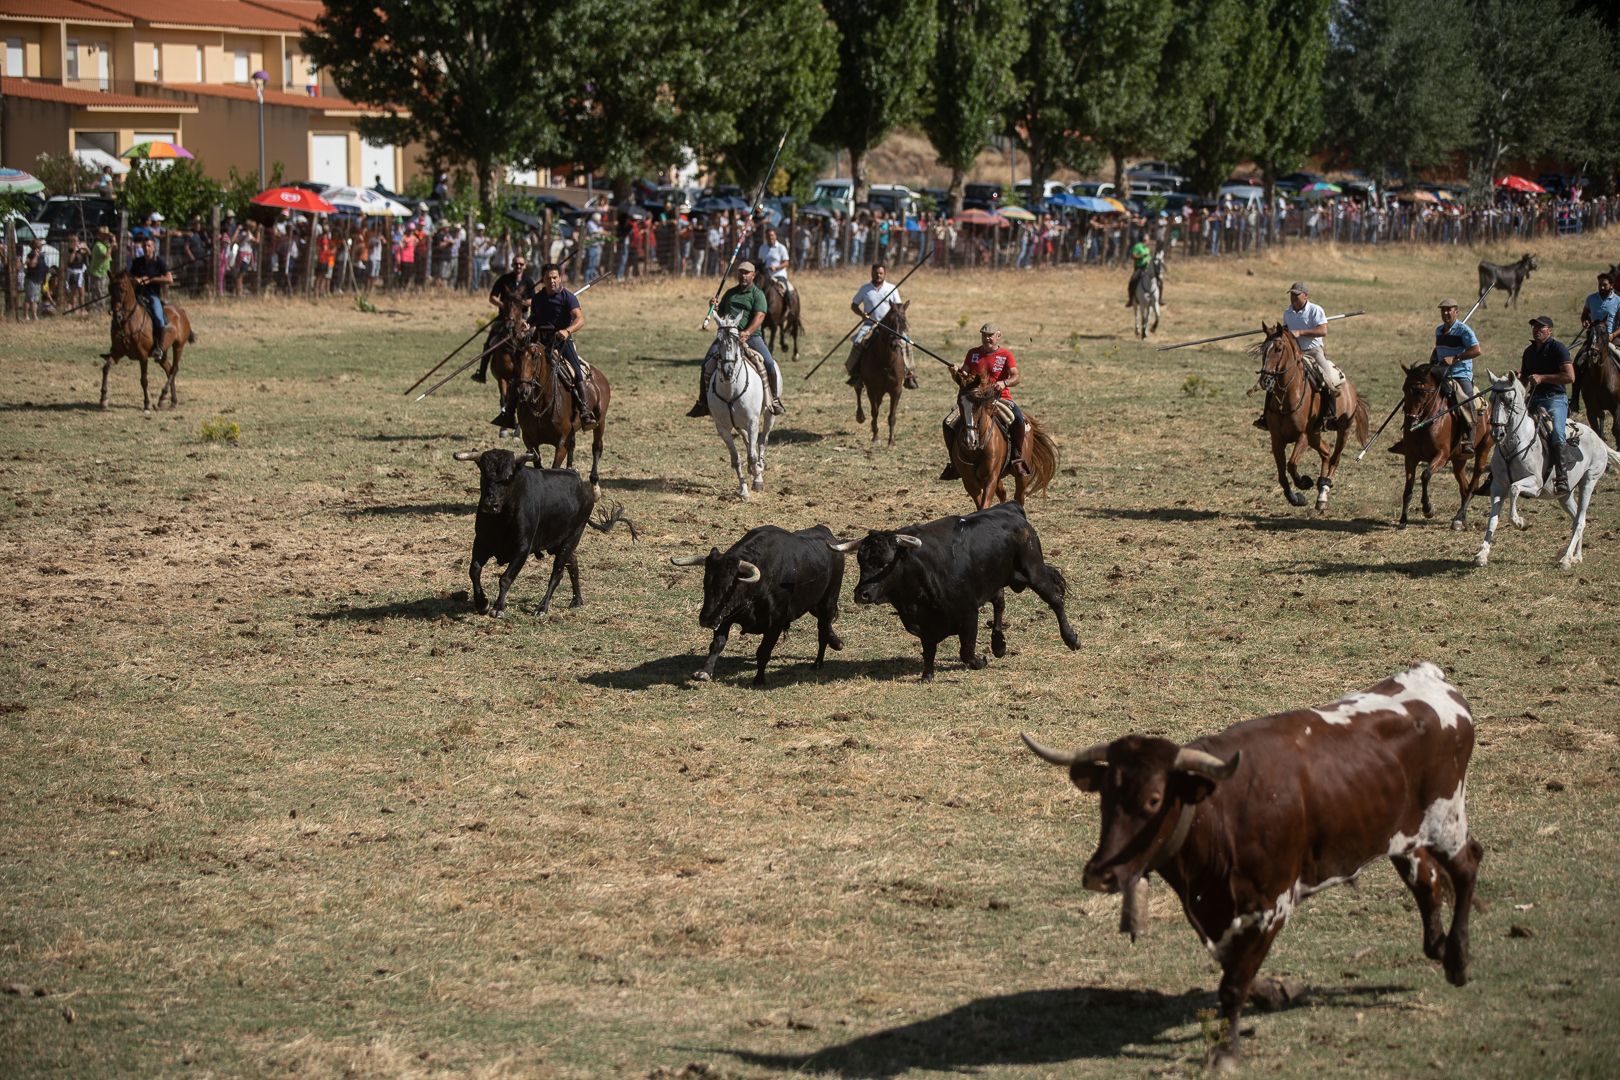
{"left": 735, "top": 560, "right": 762, "bottom": 583}
{"left": 1172, "top": 747, "right": 1240, "bottom": 780}
{"left": 1020, "top": 732, "right": 1107, "bottom": 767}
{"left": 669, "top": 554, "right": 706, "bottom": 566}
{"left": 517, "top": 453, "right": 536, "bottom": 465}
{"left": 452, "top": 450, "right": 481, "bottom": 461}
{"left": 826, "top": 538, "right": 862, "bottom": 552}
{"left": 896, "top": 534, "right": 923, "bottom": 549}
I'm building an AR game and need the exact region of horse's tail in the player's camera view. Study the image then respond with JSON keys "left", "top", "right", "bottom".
{"left": 1353, "top": 394, "right": 1370, "bottom": 447}
{"left": 187, "top": 328, "right": 197, "bottom": 344}
{"left": 588, "top": 503, "right": 639, "bottom": 540}
{"left": 1025, "top": 425, "right": 1059, "bottom": 498}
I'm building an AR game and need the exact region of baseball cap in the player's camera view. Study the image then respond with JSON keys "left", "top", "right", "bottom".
{"left": 1288, "top": 281, "right": 1308, "bottom": 294}
{"left": 736, "top": 260, "right": 756, "bottom": 273}
{"left": 980, "top": 322, "right": 1001, "bottom": 335}
{"left": 1438, "top": 298, "right": 1459, "bottom": 309}
{"left": 1529, "top": 315, "right": 1554, "bottom": 329}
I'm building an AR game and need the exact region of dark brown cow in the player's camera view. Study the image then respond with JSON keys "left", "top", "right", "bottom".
{"left": 1023, "top": 663, "right": 1482, "bottom": 1070}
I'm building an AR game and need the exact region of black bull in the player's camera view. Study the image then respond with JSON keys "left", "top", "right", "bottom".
{"left": 834, "top": 503, "right": 1080, "bottom": 681}
{"left": 671, "top": 525, "right": 845, "bottom": 687}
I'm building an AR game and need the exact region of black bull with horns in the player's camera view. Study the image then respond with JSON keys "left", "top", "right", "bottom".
{"left": 671, "top": 525, "right": 847, "bottom": 688}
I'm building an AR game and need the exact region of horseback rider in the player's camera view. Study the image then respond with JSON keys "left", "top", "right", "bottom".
{"left": 846, "top": 262, "right": 917, "bottom": 390}
{"left": 1520, "top": 315, "right": 1578, "bottom": 496}
{"left": 1432, "top": 298, "right": 1482, "bottom": 450}
{"left": 756, "top": 227, "right": 791, "bottom": 295}
{"left": 129, "top": 236, "right": 173, "bottom": 363}
{"left": 939, "top": 322, "right": 1030, "bottom": 480}
{"left": 688, "top": 261, "right": 786, "bottom": 418}
{"left": 1253, "top": 283, "right": 1344, "bottom": 431}
{"left": 494, "top": 261, "right": 594, "bottom": 430}
{"left": 1123, "top": 238, "right": 1155, "bottom": 306}
{"left": 1574, "top": 271, "right": 1619, "bottom": 412}
{"left": 473, "top": 253, "right": 533, "bottom": 386}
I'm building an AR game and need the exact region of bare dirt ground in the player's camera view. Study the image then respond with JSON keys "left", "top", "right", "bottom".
{"left": 2, "top": 233, "right": 1618, "bottom": 1077}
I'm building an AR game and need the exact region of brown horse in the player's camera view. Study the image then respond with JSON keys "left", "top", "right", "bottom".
{"left": 946, "top": 368, "right": 1057, "bottom": 509}
{"left": 514, "top": 336, "right": 611, "bottom": 499}
{"left": 854, "top": 301, "right": 910, "bottom": 446}
{"left": 1387, "top": 362, "right": 1494, "bottom": 529}
{"left": 1573, "top": 326, "right": 1620, "bottom": 447}
{"left": 100, "top": 270, "right": 195, "bottom": 411}
{"left": 487, "top": 297, "right": 529, "bottom": 435}
{"left": 1254, "top": 325, "right": 1369, "bottom": 512}
{"left": 760, "top": 276, "right": 802, "bottom": 361}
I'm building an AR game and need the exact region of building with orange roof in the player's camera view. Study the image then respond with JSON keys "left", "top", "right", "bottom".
{"left": 1, "top": 0, "right": 420, "bottom": 191}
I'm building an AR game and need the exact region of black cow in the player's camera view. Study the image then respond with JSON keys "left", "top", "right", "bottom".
{"left": 454, "top": 449, "right": 635, "bottom": 617}
{"left": 1477, "top": 252, "right": 1537, "bottom": 308}
{"left": 833, "top": 502, "right": 1079, "bottom": 681}
{"left": 671, "top": 525, "right": 845, "bottom": 687}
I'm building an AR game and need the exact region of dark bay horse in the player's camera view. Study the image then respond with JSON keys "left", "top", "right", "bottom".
{"left": 514, "top": 338, "right": 611, "bottom": 499}
{"left": 487, "top": 298, "right": 529, "bottom": 435}
{"left": 760, "top": 277, "right": 802, "bottom": 362}
{"left": 1573, "top": 327, "right": 1620, "bottom": 447}
{"left": 947, "top": 368, "right": 1058, "bottom": 509}
{"left": 101, "top": 270, "right": 195, "bottom": 411}
{"left": 1388, "top": 362, "right": 1494, "bottom": 529}
{"left": 854, "top": 300, "right": 910, "bottom": 446}
{"left": 1254, "top": 325, "right": 1369, "bottom": 512}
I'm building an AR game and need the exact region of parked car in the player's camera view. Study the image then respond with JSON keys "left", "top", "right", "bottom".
{"left": 1069, "top": 180, "right": 1116, "bottom": 199}
{"left": 35, "top": 195, "right": 119, "bottom": 242}
{"left": 1126, "top": 165, "right": 1188, "bottom": 192}
{"left": 867, "top": 183, "right": 918, "bottom": 222}
{"left": 962, "top": 182, "right": 1003, "bottom": 211}
{"left": 812, "top": 178, "right": 854, "bottom": 217}
{"left": 1013, "top": 179, "right": 1068, "bottom": 204}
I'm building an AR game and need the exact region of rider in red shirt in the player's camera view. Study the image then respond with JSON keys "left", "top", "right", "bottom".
{"left": 941, "top": 322, "right": 1030, "bottom": 479}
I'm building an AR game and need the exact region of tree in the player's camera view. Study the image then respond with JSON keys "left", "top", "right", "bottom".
{"left": 303, "top": 1, "right": 567, "bottom": 216}
{"left": 705, "top": 0, "right": 837, "bottom": 196}
{"left": 31, "top": 152, "right": 100, "bottom": 198}
{"left": 816, "top": 0, "right": 936, "bottom": 205}
{"left": 1069, "top": 0, "right": 1185, "bottom": 197}
{"left": 1247, "top": 0, "right": 1332, "bottom": 225}
{"left": 1324, "top": 0, "right": 1478, "bottom": 187}
{"left": 1180, "top": 0, "right": 1266, "bottom": 198}
{"left": 118, "top": 159, "right": 226, "bottom": 225}
{"left": 1002, "top": 0, "right": 1092, "bottom": 203}
{"left": 922, "top": 0, "right": 1027, "bottom": 215}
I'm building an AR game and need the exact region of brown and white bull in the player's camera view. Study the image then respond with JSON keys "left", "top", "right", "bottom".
{"left": 1023, "top": 662, "right": 1482, "bottom": 1070}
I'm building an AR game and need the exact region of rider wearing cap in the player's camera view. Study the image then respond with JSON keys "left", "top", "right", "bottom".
{"left": 1251, "top": 282, "right": 1346, "bottom": 433}
{"left": 940, "top": 322, "right": 1030, "bottom": 480}
{"left": 688, "top": 260, "right": 786, "bottom": 418}
{"left": 1520, "top": 315, "right": 1578, "bottom": 496}
{"left": 1432, "top": 297, "right": 1482, "bottom": 450}
{"left": 473, "top": 253, "right": 534, "bottom": 386}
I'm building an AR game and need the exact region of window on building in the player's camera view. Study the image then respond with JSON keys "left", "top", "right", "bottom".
{"left": 195, "top": 45, "right": 203, "bottom": 81}
{"left": 152, "top": 44, "right": 161, "bottom": 82}
{"left": 5, "top": 38, "right": 22, "bottom": 77}
{"left": 234, "top": 50, "right": 248, "bottom": 82}
{"left": 75, "top": 131, "right": 117, "bottom": 156}
{"left": 66, "top": 39, "right": 79, "bottom": 80}
{"left": 284, "top": 48, "right": 293, "bottom": 87}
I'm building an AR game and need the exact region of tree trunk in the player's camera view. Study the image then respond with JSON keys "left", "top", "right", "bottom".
{"left": 1261, "top": 166, "right": 1276, "bottom": 248}
{"left": 850, "top": 148, "right": 868, "bottom": 208}
{"left": 1111, "top": 148, "right": 1128, "bottom": 202}
{"left": 477, "top": 159, "right": 496, "bottom": 223}
{"left": 947, "top": 167, "right": 965, "bottom": 217}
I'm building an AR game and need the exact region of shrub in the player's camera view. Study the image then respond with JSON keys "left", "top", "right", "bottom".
{"left": 198, "top": 417, "right": 241, "bottom": 443}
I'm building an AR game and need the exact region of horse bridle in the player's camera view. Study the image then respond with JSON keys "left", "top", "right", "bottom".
{"left": 1256, "top": 333, "right": 1306, "bottom": 412}
{"left": 1487, "top": 384, "right": 1535, "bottom": 467}
{"left": 1403, "top": 369, "right": 1446, "bottom": 428}
{"left": 708, "top": 324, "right": 753, "bottom": 409}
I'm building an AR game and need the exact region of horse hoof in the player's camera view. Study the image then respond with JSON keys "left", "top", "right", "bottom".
{"left": 1473, "top": 553, "right": 1489, "bottom": 568}
{"left": 1295, "top": 475, "right": 1314, "bottom": 490}
{"left": 1287, "top": 492, "right": 1308, "bottom": 507}
{"left": 1422, "top": 505, "right": 1435, "bottom": 518}
{"left": 1451, "top": 519, "right": 1466, "bottom": 531}
{"left": 692, "top": 670, "right": 712, "bottom": 682}
{"left": 1396, "top": 520, "right": 1407, "bottom": 530}
{"left": 751, "top": 480, "right": 764, "bottom": 492}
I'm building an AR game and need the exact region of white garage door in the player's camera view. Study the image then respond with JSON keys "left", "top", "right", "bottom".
{"left": 360, "top": 140, "right": 396, "bottom": 191}
{"left": 310, "top": 133, "right": 349, "bottom": 187}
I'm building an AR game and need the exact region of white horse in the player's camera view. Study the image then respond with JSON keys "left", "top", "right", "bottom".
{"left": 704, "top": 316, "right": 777, "bottom": 500}
{"left": 1132, "top": 250, "right": 1164, "bottom": 339}
{"left": 1474, "top": 370, "right": 1620, "bottom": 569}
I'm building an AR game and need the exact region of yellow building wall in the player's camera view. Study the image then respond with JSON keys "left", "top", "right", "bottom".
{"left": 37, "top": 22, "right": 61, "bottom": 79}
{"left": 1, "top": 96, "right": 71, "bottom": 165}
{"left": 61, "top": 35, "right": 114, "bottom": 90}
{"left": 1, "top": 22, "right": 43, "bottom": 77}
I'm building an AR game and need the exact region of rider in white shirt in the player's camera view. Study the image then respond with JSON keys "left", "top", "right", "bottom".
{"left": 845, "top": 261, "right": 917, "bottom": 389}
{"left": 1255, "top": 281, "right": 1345, "bottom": 428}
{"left": 756, "top": 227, "right": 791, "bottom": 293}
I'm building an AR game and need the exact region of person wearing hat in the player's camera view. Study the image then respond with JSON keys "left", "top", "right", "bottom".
{"left": 1574, "top": 272, "right": 1620, "bottom": 412}
{"left": 1520, "top": 315, "right": 1578, "bottom": 495}
{"left": 1432, "top": 298, "right": 1482, "bottom": 449}
{"left": 940, "top": 322, "right": 1030, "bottom": 479}
{"left": 1253, "top": 283, "right": 1345, "bottom": 431}
{"left": 688, "top": 260, "right": 785, "bottom": 418}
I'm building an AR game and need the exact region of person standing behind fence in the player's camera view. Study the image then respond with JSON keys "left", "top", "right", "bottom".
{"left": 89, "top": 226, "right": 112, "bottom": 302}
{"left": 66, "top": 235, "right": 89, "bottom": 313}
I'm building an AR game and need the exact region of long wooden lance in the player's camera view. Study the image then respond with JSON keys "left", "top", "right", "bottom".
{"left": 1157, "top": 311, "right": 1367, "bottom": 351}
{"left": 700, "top": 127, "right": 789, "bottom": 331}
{"left": 865, "top": 318, "right": 954, "bottom": 367}
{"left": 404, "top": 319, "right": 494, "bottom": 395}
{"left": 414, "top": 271, "right": 612, "bottom": 402}
{"left": 1357, "top": 282, "right": 1495, "bottom": 455}
{"left": 803, "top": 244, "right": 932, "bottom": 380}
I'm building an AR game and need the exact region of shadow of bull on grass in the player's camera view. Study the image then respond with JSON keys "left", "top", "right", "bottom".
{"left": 711, "top": 982, "right": 1412, "bottom": 1078}
{"left": 582, "top": 652, "right": 921, "bottom": 690}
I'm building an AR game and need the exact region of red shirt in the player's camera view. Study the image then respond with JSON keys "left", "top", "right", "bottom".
{"left": 962, "top": 346, "right": 1017, "bottom": 399}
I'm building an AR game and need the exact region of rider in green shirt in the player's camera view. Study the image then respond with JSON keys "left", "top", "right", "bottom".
{"left": 1124, "top": 240, "right": 1153, "bottom": 306}
{"left": 687, "top": 261, "right": 785, "bottom": 417}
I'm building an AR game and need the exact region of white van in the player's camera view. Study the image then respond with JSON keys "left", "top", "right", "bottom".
{"left": 812, "top": 178, "right": 854, "bottom": 216}
{"left": 867, "top": 183, "right": 917, "bottom": 221}
{"left": 1013, "top": 179, "right": 1068, "bottom": 203}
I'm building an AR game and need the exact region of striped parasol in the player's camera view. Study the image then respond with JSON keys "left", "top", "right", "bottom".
{"left": 0, "top": 167, "right": 46, "bottom": 194}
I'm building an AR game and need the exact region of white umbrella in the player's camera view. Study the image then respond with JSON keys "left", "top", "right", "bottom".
{"left": 319, "top": 185, "right": 411, "bottom": 217}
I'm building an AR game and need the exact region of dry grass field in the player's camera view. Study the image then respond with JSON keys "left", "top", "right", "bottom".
{"left": 2, "top": 231, "right": 1618, "bottom": 1078}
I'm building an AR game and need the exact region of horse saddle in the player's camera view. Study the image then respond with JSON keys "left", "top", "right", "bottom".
{"left": 550, "top": 350, "right": 594, "bottom": 388}
{"left": 740, "top": 344, "right": 773, "bottom": 389}
{"left": 947, "top": 398, "right": 1015, "bottom": 435}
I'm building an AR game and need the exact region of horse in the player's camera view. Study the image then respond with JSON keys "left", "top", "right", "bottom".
{"left": 487, "top": 297, "right": 530, "bottom": 438}
{"left": 1476, "top": 253, "right": 1537, "bottom": 308}
{"left": 760, "top": 276, "right": 802, "bottom": 362}
{"left": 1473, "top": 371, "right": 1619, "bottom": 569}
{"left": 1572, "top": 325, "right": 1620, "bottom": 447}
{"left": 1253, "top": 325, "right": 1370, "bottom": 512}
{"left": 1388, "top": 362, "right": 1494, "bottom": 530}
{"left": 702, "top": 315, "right": 777, "bottom": 500}
{"left": 512, "top": 333, "right": 610, "bottom": 500}
{"left": 946, "top": 367, "right": 1058, "bottom": 510}
{"left": 1131, "top": 250, "right": 1164, "bottom": 339}
{"left": 853, "top": 300, "right": 911, "bottom": 446}
{"left": 100, "top": 270, "right": 195, "bottom": 412}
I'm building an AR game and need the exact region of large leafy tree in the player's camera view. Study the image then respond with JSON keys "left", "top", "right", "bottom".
{"left": 303, "top": 0, "right": 565, "bottom": 216}
{"left": 922, "top": 0, "right": 1028, "bottom": 214}
{"left": 1070, "top": 0, "right": 1186, "bottom": 197}
{"left": 1324, "top": 0, "right": 1478, "bottom": 186}
{"left": 1002, "top": 0, "right": 1092, "bottom": 200}
{"left": 1246, "top": 0, "right": 1332, "bottom": 220}
{"left": 816, "top": 0, "right": 936, "bottom": 204}
{"left": 1180, "top": 0, "right": 1265, "bottom": 197}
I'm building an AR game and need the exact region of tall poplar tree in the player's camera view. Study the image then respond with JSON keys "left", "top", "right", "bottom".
{"left": 922, "top": 0, "right": 1028, "bottom": 214}
{"left": 1001, "top": 0, "right": 1091, "bottom": 200}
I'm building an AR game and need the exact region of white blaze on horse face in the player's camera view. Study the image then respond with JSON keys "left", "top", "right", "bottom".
{"left": 1309, "top": 662, "right": 1470, "bottom": 730}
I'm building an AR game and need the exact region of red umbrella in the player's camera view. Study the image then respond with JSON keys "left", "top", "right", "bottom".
{"left": 251, "top": 186, "right": 337, "bottom": 213}
{"left": 1495, "top": 175, "right": 1546, "bottom": 194}
{"left": 951, "top": 208, "right": 1009, "bottom": 227}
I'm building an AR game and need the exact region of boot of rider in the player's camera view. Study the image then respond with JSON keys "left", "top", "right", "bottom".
{"left": 1554, "top": 440, "right": 1578, "bottom": 496}
{"left": 1124, "top": 271, "right": 1138, "bottom": 307}
{"left": 1454, "top": 404, "right": 1476, "bottom": 451}
{"left": 574, "top": 387, "right": 596, "bottom": 427}
{"left": 1008, "top": 421, "right": 1032, "bottom": 477}
{"left": 939, "top": 422, "right": 959, "bottom": 481}
{"left": 491, "top": 387, "right": 516, "bottom": 429}
{"left": 472, "top": 351, "right": 489, "bottom": 384}
{"left": 687, "top": 365, "right": 712, "bottom": 418}
{"left": 845, "top": 349, "right": 862, "bottom": 388}
{"left": 903, "top": 354, "right": 919, "bottom": 390}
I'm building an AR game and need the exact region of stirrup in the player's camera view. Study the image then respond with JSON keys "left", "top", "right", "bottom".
{"left": 491, "top": 411, "right": 516, "bottom": 428}
{"left": 1252, "top": 415, "right": 1268, "bottom": 430}
{"left": 939, "top": 461, "right": 959, "bottom": 481}
{"left": 1009, "top": 458, "right": 1032, "bottom": 477}
{"left": 904, "top": 373, "right": 919, "bottom": 390}
{"left": 686, "top": 398, "right": 709, "bottom": 418}
{"left": 471, "top": 370, "right": 487, "bottom": 384}
{"left": 769, "top": 398, "right": 785, "bottom": 416}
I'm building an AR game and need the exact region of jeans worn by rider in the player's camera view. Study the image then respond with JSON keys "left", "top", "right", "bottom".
{"left": 690, "top": 280, "right": 783, "bottom": 416}
{"left": 129, "top": 253, "right": 169, "bottom": 358}
{"left": 1521, "top": 333, "right": 1575, "bottom": 491}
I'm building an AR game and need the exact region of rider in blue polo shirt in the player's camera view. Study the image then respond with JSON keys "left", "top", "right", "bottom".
{"left": 1575, "top": 271, "right": 1620, "bottom": 412}
{"left": 1432, "top": 298, "right": 1482, "bottom": 449}
{"left": 510, "top": 261, "right": 594, "bottom": 430}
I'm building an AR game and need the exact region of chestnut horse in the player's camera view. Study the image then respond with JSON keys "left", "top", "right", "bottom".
{"left": 1387, "top": 362, "right": 1494, "bottom": 529}
{"left": 760, "top": 277, "right": 802, "bottom": 361}
{"left": 100, "top": 270, "right": 195, "bottom": 411}
{"left": 514, "top": 336, "right": 611, "bottom": 499}
{"left": 1254, "top": 325, "right": 1369, "bottom": 512}
{"left": 487, "top": 297, "right": 529, "bottom": 436}
{"left": 947, "top": 368, "right": 1057, "bottom": 509}
{"left": 1572, "top": 326, "right": 1620, "bottom": 447}
{"left": 854, "top": 300, "right": 910, "bottom": 446}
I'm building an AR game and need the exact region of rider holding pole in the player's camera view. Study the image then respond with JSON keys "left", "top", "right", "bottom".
{"left": 846, "top": 262, "right": 917, "bottom": 389}
{"left": 523, "top": 262, "right": 594, "bottom": 429}
{"left": 473, "top": 253, "right": 533, "bottom": 386}
{"left": 1432, "top": 298, "right": 1482, "bottom": 450}
{"left": 940, "top": 322, "right": 1029, "bottom": 480}
{"left": 688, "top": 261, "right": 786, "bottom": 418}
{"left": 129, "top": 236, "right": 173, "bottom": 363}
